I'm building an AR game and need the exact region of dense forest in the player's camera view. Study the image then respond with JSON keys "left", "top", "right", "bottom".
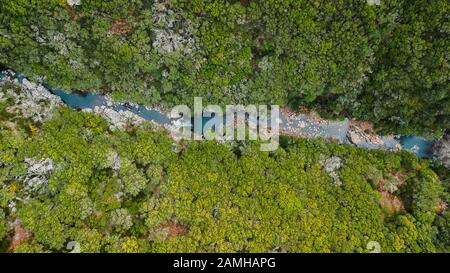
{"left": 0, "top": 80, "right": 449, "bottom": 253}
{"left": 0, "top": 0, "right": 448, "bottom": 136}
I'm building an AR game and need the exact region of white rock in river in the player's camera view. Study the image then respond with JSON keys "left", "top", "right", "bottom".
{"left": 0, "top": 71, "right": 62, "bottom": 122}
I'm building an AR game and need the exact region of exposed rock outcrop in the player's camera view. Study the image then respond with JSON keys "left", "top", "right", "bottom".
{"left": 0, "top": 70, "right": 63, "bottom": 123}
{"left": 67, "top": 0, "right": 81, "bottom": 6}
{"left": 151, "top": 0, "right": 195, "bottom": 55}
{"left": 23, "top": 158, "right": 57, "bottom": 192}
{"left": 110, "top": 19, "right": 133, "bottom": 35}
{"left": 345, "top": 120, "right": 402, "bottom": 152}
{"left": 25, "top": 158, "right": 55, "bottom": 176}
{"left": 433, "top": 132, "right": 450, "bottom": 168}
{"left": 347, "top": 120, "right": 384, "bottom": 145}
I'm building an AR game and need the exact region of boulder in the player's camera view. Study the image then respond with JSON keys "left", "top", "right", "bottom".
{"left": 347, "top": 123, "right": 384, "bottom": 146}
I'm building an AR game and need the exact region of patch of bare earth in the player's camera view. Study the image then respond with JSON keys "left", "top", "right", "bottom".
{"left": 377, "top": 174, "right": 407, "bottom": 213}
{"left": 110, "top": 20, "right": 133, "bottom": 35}
{"left": 8, "top": 219, "right": 32, "bottom": 252}
{"left": 160, "top": 221, "right": 189, "bottom": 237}
{"left": 379, "top": 191, "right": 405, "bottom": 212}
{"left": 281, "top": 106, "right": 329, "bottom": 125}
{"left": 390, "top": 172, "right": 406, "bottom": 186}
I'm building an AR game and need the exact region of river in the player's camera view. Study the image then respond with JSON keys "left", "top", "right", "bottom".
{"left": 0, "top": 70, "right": 435, "bottom": 158}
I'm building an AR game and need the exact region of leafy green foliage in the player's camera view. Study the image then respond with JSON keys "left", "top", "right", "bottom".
{"left": 0, "top": 0, "right": 448, "bottom": 135}
{"left": 0, "top": 98, "right": 447, "bottom": 252}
